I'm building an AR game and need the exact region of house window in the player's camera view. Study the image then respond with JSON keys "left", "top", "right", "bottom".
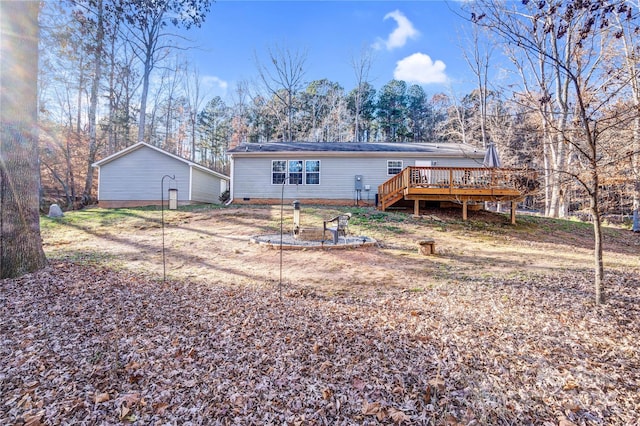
{"left": 272, "top": 160, "right": 287, "bottom": 184}
{"left": 273, "top": 159, "right": 321, "bottom": 184}
{"left": 387, "top": 160, "right": 403, "bottom": 175}
{"left": 305, "top": 160, "right": 320, "bottom": 185}
{"left": 289, "top": 160, "right": 303, "bottom": 184}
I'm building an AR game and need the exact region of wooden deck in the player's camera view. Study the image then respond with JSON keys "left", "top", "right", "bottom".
{"left": 378, "top": 166, "right": 539, "bottom": 223}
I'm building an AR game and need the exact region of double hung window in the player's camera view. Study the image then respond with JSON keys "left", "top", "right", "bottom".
{"left": 272, "top": 160, "right": 287, "bottom": 184}
{"left": 387, "top": 160, "right": 403, "bottom": 175}
{"left": 305, "top": 160, "right": 320, "bottom": 185}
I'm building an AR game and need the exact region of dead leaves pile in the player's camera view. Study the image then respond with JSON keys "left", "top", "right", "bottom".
{"left": 1, "top": 262, "right": 639, "bottom": 425}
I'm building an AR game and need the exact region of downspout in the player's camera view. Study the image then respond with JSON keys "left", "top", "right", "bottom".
{"left": 188, "top": 167, "right": 193, "bottom": 204}
{"left": 225, "top": 156, "right": 234, "bottom": 205}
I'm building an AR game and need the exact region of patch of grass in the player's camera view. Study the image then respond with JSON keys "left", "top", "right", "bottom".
{"left": 47, "top": 249, "right": 120, "bottom": 267}
{"left": 41, "top": 207, "right": 157, "bottom": 230}
{"left": 381, "top": 225, "right": 405, "bottom": 234}
{"left": 41, "top": 204, "right": 228, "bottom": 231}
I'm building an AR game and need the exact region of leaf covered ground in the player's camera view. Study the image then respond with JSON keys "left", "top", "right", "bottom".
{"left": 2, "top": 205, "right": 639, "bottom": 425}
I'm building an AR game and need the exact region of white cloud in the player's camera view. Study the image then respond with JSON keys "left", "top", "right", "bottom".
{"left": 202, "top": 75, "right": 228, "bottom": 95}
{"left": 373, "top": 10, "right": 419, "bottom": 51}
{"left": 394, "top": 53, "right": 448, "bottom": 85}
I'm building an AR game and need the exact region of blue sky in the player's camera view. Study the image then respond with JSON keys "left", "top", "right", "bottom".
{"left": 186, "top": 1, "right": 476, "bottom": 100}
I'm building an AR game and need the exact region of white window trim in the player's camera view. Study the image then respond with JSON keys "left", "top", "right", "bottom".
{"left": 271, "top": 159, "right": 321, "bottom": 185}
{"left": 387, "top": 160, "right": 403, "bottom": 175}
{"left": 271, "top": 160, "right": 287, "bottom": 185}
{"left": 304, "top": 160, "right": 321, "bottom": 185}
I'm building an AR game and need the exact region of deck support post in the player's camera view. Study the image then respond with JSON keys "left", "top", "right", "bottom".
{"left": 414, "top": 199, "right": 420, "bottom": 216}
{"left": 511, "top": 201, "right": 517, "bottom": 225}
{"left": 462, "top": 200, "right": 468, "bottom": 221}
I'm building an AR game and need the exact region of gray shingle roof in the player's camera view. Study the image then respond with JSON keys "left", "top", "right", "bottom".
{"left": 228, "top": 142, "right": 479, "bottom": 154}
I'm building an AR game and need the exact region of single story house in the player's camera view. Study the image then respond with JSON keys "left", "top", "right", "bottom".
{"left": 92, "top": 142, "right": 229, "bottom": 208}
{"left": 227, "top": 142, "right": 485, "bottom": 205}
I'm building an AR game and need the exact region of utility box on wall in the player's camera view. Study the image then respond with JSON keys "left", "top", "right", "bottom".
{"left": 355, "top": 175, "right": 363, "bottom": 191}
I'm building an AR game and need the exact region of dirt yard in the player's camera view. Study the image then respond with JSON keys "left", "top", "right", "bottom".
{"left": 2, "top": 204, "right": 639, "bottom": 425}
{"left": 38, "top": 204, "right": 640, "bottom": 296}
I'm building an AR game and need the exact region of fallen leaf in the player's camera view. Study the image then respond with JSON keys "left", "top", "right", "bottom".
{"left": 388, "top": 407, "right": 410, "bottom": 424}
{"left": 119, "top": 393, "right": 141, "bottom": 406}
{"left": 562, "top": 380, "right": 579, "bottom": 391}
{"left": 362, "top": 400, "right": 381, "bottom": 416}
{"left": 119, "top": 405, "right": 130, "bottom": 420}
{"left": 94, "top": 393, "right": 110, "bottom": 403}
{"left": 558, "top": 416, "right": 577, "bottom": 426}
{"left": 152, "top": 402, "right": 169, "bottom": 415}
{"left": 429, "top": 377, "right": 445, "bottom": 392}
{"left": 424, "top": 386, "right": 432, "bottom": 403}
{"left": 23, "top": 410, "right": 45, "bottom": 426}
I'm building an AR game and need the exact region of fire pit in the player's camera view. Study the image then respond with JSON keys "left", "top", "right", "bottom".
{"left": 250, "top": 233, "right": 376, "bottom": 250}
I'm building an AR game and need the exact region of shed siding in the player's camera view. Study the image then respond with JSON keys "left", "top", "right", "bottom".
{"left": 98, "top": 146, "right": 190, "bottom": 201}
{"left": 232, "top": 154, "right": 481, "bottom": 201}
{"left": 191, "top": 167, "right": 222, "bottom": 203}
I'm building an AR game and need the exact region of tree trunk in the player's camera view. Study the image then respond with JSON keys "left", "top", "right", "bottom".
{"left": 83, "top": 0, "right": 104, "bottom": 204}
{"left": 590, "top": 184, "right": 605, "bottom": 305}
{"left": 66, "top": 137, "right": 76, "bottom": 208}
{"left": 633, "top": 117, "right": 640, "bottom": 231}
{"left": 0, "top": 1, "right": 47, "bottom": 278}
{"left": 137, "top": 50, "right": 153, "bottom": 143}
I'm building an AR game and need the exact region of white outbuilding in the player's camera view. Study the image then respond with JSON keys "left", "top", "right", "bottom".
{"left": 92, "top": 142, "right": 229, "bottom": 208}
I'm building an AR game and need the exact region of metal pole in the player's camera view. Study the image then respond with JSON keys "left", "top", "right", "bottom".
{"left": 279, "top": 176, "right": 287, "bottom": 298}
{"left": 161, "top": 174, "right": 175, "bottom": 282}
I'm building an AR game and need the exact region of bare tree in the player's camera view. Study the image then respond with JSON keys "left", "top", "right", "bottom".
{"left": 350, "top": 47, "right": 374, "bottom": 142}
{"left": 460, "top": 24, "right": 494, "bottom": 148}
{"left": 119, "top": 0, "right": 212, "bottom": 143}
{"left": 471, "top": 0, "right": 637, "bottom": 304}
{"left": 228, "top": 80, "right": 251, "bottom": 148}
{"left": 0, "top": 0, "right": 47, "bottom": 278}
{"left": 183, "top": 64, "right": 208, "bottom": 161}
{"left": 82, "top": 0, "right": 106, "bottom": 204}
{"left": 255, "top": 45, "right": 307, "bottom": 141}
{"left": 613, "top": 3, "right": 640, "bottom": 231}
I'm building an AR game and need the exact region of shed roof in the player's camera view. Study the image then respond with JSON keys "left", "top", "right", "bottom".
{"left": 228, "top": 142, "right": 482, "bottom": 157}
{"left": 92, "top": 142, "right": 229, "bottom": 180}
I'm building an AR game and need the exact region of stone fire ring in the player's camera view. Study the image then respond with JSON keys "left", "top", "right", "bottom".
{"left": 250, "top": 233, "right": 377, "bottom": 250}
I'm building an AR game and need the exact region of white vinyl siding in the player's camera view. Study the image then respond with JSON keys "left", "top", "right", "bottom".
{"left": 230, "top": 142, "right": 485, "bottom": 202}
{"left": 97, "top": 144, "right": 228, "bottom": 204}
{"left": 233, "top": 157, "right": 399, "bottom": 200}
{"left": 99, "top": 146, "right": 190, "bottom": 201}
{"left": 191, "top": 167, "right": 220, "bottom": 203}
{"left": 232, "top": 153, "right": 482, "bottom": 201}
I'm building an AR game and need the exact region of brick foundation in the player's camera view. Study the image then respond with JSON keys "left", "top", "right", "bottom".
{"left": 232, "top": 198, "right": 374, "bottom": 207}
{"left": 97, "top": 200, "right": 202, "bottom": 208}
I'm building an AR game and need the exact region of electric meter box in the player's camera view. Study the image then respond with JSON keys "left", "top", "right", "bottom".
{"left": 354, "top": 175, "right": 363, "bottom": 190}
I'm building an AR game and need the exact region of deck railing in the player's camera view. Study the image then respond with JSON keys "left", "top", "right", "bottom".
{"left": 378, "top": 166, "right": 539, "bottom": 210}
